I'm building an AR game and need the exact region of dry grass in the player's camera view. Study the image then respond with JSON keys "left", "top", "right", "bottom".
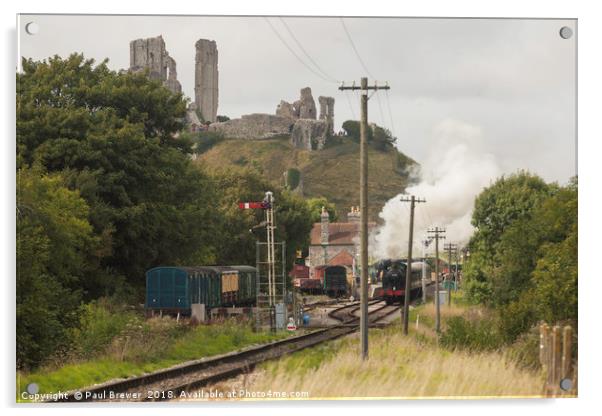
{"left": 244, "top": 298, "right": 545, "bottom": 400}
{"left": 247, "top": 326, "right": 545, "bottom": 399}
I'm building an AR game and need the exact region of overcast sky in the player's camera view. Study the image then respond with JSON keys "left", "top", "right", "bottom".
{"left": 18, "top": 15, "right": 576, "bottom": 183}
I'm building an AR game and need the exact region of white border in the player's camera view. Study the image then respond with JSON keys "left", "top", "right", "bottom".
{"left": 2, "top": 1, "right": 599, "bottom": 415}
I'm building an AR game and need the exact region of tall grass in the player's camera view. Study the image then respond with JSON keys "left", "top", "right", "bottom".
{"left": 246, "top": 300, "right": 545, "bottom": 399}
{"left": 250, "top": 325, "right": 544, "bottom": 398}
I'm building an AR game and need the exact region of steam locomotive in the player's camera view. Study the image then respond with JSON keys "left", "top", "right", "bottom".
{"left": 376, "top": 259, "right": 430, "bottom": 304}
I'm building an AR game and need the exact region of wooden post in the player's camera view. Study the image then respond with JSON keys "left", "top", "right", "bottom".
{"left": 400, "top": 196, "right": 425, "bottom": 335}
{"left": 339, "top": 78, "right": 390, "bottom": 360}
{"left": 539, "top": 323, "right": 547, "bottom": 366}
{"left": 553, "top": 326, "right": 562, "bottom": 390}
{"left": 562, "top": 325, "right": 573, "bottom": 380}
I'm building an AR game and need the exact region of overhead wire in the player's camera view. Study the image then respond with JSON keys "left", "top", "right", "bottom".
{"left": 339, "top": 18, "right": 397, "bottom": 135}
{"left": 384, "top": 89, "right": 398, "bottom": 139}
{"left": 375, "top": 89, "right": 387, "bottom": 128}
{"left": 339, "top": 18, "right": 375, "bottom": 80}
{"left": 278, "top": 17, "right": 339, "bottom": 84}
{"left": 264, "top": 17, "right": 338, "bottom": 85}
{"left": 344, "top": 90, "right": 357, "bottom": 120}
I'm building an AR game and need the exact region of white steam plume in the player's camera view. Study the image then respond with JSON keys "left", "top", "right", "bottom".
{"left": 371, "top": 119, "right": 501, "bottom": 259}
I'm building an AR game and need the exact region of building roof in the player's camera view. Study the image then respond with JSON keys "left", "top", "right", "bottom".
{"left": 309, "top": 221, "right": 376, "bottom": 246}
{"left": 327, "top": 250, "right": 355, "bottom": 266}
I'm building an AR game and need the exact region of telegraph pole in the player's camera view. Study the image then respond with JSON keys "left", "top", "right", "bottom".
{"left": 339, "top": 78, "right": 390, "bottom": 360}
{"left": 444, "top": 243, "right": 457, "bottom": 306}
{"left": 428, "top": 227, "right": 445, "bottom": 333}
{"left": 421, "top": 238, "right": 430, "bottom": 304}
{"left": 454, "top": 246, "right": 460, "bottom": 291}
{"left": 400, "top": 195, "right": 425, "bottom": 335}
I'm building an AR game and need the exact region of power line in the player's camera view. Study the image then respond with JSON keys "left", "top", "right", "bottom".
{"left": 375, "top": 89, "right": 386, "bottom": 128}
{"left": 264, "top": 17, "right": 338, "bottom": 84}
{"left": 344, "top": 89, "right": 357, "bottom": 120}
{"left": 384, "top": 89, "right": 398, "bottom": 139}
{"left": 279, "top": 18, "right": 339, "bottom": 83}
{"left": 339, "top": 18, "right": 375, "bottom": 80}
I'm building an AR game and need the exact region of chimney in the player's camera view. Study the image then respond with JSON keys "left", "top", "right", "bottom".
{"left": 320, "top": 206, "right": 329, "bottom": 244}
{"left": 348, "top": 206, "right": 360, "bottom": 223}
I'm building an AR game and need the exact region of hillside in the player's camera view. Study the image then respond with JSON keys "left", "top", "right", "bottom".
{"left": 196, "top": 136, "right": 417, "bottom": 222}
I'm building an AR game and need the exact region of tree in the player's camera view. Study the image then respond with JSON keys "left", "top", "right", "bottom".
{"left": 341, "top": 120, "right": 396, "bottom": 150}
{"left": 17, "top": 54, "right": 218, "bottom": 291}
{"left": 342, "top": 120, "right": 368, "bottom": 143}
{"left": 372, "top": 125, "right": 396, "bottom": 150}
{"left": 465, "top": 171, "right": 553, "bottom": 304}
{"left": 17, "top": 167, "right": 97, "bottom": 369}
{"left": 306, "top": 197, "right": 338, "bottom": 223}
{"left": 497, "top": 181, "right": 577, "bottom": 341}
{"left": 205, "top": 166, "right": 314, "bottom": 271}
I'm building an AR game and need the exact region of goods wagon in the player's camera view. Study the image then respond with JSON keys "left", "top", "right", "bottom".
{"left": 145, "top": 265, "right": 258, "bottom": 314}
{"left": 293, "top": 277, "right": 322, "bottom": 293}
{"left": 315, "top": 265, "right": 348, "bottom": 297}
{"left": 230, "top": 265, "right": 258, "bottom": 305}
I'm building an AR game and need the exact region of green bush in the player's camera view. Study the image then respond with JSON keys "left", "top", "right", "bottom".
{"left": 505, "top": 327, "right": 541, "bottom": 371}
{"left": 440, "top": 316, "right": 503, "bottom": 351}
{"left": 193, "top": 131, "right": 224, "bottom": 154}
{"left": 463, "top": 279, "right": 493, "bottom": 305}
{"left": 285, "top": 168, "right": 301, "bottom": 190}
{"left": 68, "top": 301, "right": 139, "bottom": 359}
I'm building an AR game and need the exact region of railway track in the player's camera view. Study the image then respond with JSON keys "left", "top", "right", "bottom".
{"left": 53, "top": 300, "right": 398, "bottom": 403}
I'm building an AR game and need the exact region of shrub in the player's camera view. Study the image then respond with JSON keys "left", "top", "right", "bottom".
{"left": 505, "top": 327, "right": 541, "bottom": 371}
{"left": 285, "top": 168, "right": 301, "bottom": 190}
{"left": 68, "top": 300, "right": 139, "bottom": 359}
{"left": 440, "top": 316, "right": 503, "bottom": 351}
{"left": 193, "top": 131, "right": 224, "bottom": 154}
{"left": 463, "top": 279, "right": 493, "bottom": 305}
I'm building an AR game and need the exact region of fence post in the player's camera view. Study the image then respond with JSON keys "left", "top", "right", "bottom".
{"left": 539, "top": 323, "right": 547, "bottom": 366}
{"left": 553, "top": 326, "right": 563, "bottom": 392}
{"left": 562, "top": 326, "right": 573, "bottom": 381}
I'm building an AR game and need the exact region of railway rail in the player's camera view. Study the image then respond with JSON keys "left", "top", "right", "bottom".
{"left": 52, "top": 300, "right": 398, "bottom": 403}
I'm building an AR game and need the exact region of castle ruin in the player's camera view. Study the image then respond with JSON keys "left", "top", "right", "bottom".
{"left": 129, "top": 35, "right": 182, "bottom": 95}
{"left": 128, "top": 36, "right": 335, "bottom": 151}
{"left": 195, "top": 39, "right": 219, "bottom": 123}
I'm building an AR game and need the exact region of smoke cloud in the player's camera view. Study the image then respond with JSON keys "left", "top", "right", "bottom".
{"left": 371, "top": 119, "right": 501, "bottom": 259}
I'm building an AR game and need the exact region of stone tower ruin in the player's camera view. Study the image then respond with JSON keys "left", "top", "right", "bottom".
{"left": 318, "top": 96, "right": 335, "bottom": 134}
{"left": 194, "top": 39, "right": 219, "bottom": 123}
{"left": 129, "top": 35, "right": 182, "bottom": 95}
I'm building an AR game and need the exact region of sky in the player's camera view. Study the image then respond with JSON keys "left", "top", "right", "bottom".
{"left": 18, "top": 14, "right": 576, "bottom": 184}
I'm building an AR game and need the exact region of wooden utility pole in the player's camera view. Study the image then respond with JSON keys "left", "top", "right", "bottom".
{"left": 444, "top": 243, "right": 457, "bottom": 306}
{"left": 428, "top": 227, "right": 445, "bottom": 333}
{"left": 339, "top": 78, "right": 390, "bottom": 360}
{"left": 400, "top": 195, "right": 425, "bottom": 335}
{"left": 454, "top": 247, "right": 460, "bottom": 291}
{"left": 421, "top": 238, "right": 431, "bottom": 304}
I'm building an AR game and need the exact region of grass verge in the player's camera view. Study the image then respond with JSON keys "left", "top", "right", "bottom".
{"left": 17, "top": 319, "right": 290, "bottom": 401}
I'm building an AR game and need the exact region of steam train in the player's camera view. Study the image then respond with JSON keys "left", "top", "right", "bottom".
{"left": 376, "top": 260, "right": 431, "bottom": 304}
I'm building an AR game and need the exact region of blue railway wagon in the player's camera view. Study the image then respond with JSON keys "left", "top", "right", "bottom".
{"left": 145, "top": 266, "right": 222, "bottom": 313}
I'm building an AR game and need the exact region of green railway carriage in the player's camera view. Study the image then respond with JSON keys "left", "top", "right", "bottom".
{"left": 145, "top": 265, "right": 258, "bottom": 314}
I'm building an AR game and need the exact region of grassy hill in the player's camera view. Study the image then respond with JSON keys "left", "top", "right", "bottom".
{"left": 196, "top": 135, "right": 417, "bottom": 222}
